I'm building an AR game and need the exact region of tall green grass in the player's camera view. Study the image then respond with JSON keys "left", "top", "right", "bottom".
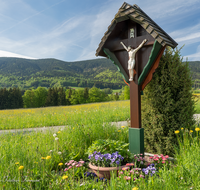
{"left": 0, "top": 118, "right": 129, "bottom": 189}
{"left": 0, "top": 101, "right": 130, "bottom": 130}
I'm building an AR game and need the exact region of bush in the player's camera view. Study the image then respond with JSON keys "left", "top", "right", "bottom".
{"left": 142, "top": 47, "right": 195, "bottom": 156}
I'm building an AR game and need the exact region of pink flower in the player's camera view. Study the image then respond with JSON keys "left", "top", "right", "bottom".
{"left": 139, "top": 157, "right": 143, "bottom": 160}
{"left": 165, "top": 155, "right": 169, "bottom": 159}
{"left": 149, "top": 156, "right": 153, "bottom": 159}
{"left": 124, "top": 176, "right": 131, "bottom": 180}
{"left": 68, "top": 166, "right": 72, "bottom": 170}
{"left": 130, "top": 170, "right": 134, "bottom": 174}
{"left": 126, "top": 163, "right": 134, "bottom": 166}
{"left": 140, "top": 174, "right": 144, "bottom": 178}
{"left": 162, "top": 161, "right": 165, "bottom": 164}
{"left": 118, "top": 171, "right": 123, "bottom": 175}
{"left": 79, "top": 161, "right": 85, "bottom": 164}
{"left": 122, "top": 167, "right": 130, "bottom": 171}
{"left": 162, "top": 157, "right": 167, "bottom": 161}
{"left": 64, "top": 168, "right": 68, "bottom": 171}
{"left": 160, "top": 154, "right": 163, "bottom": 157}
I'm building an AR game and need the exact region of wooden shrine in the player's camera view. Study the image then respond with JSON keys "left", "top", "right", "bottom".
{"left": 96, "top": 2, "right": 177, "bottom": 154}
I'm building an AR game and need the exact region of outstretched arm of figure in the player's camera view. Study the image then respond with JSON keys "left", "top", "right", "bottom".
{"left": 120, "top": 42, "right": 128, "bottom": 51}
{"left": 134, "top": 39, "right": 147, "bottom": 53}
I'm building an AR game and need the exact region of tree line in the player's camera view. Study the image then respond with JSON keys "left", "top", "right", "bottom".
{"left": 0, "top": 86, "right": 130, "bottom": 110}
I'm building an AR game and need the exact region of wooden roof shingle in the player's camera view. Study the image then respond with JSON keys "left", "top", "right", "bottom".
{"left": 96, "top": 2, "right": 178, "bottom": 57}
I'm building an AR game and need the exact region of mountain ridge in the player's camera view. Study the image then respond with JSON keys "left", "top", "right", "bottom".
{"left": 0, "top": 57, "right": 199, "bottom": 90}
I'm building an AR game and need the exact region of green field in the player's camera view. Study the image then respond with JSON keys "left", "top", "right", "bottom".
{"left": 0, "top": 100, "right": 200, "bottom": 189}
{"left": 0, "top": 101, "right": 130, "bottom": 130}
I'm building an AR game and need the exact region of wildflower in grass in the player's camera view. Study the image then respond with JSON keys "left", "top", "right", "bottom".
{"left": 195, "top": 127, "right": 200, "bottom": 132}
{"left": 79, "top": 161, "right": 85, "bottom": 165}
{"left": 142, "top": 164, "right": 157, "bottom": 176}
{"left": 15, "top": 162, "right": 19, "bottom": 165}
{"left": 57, "top": 131, "right": 61, "bottom": 133}
{"left": 49, "top": 150, "right": 53, "bottom": 153}
{"left": 122, "top": 166, "right": 130, "bottom": 171}
{"left": 190, "top": 130, "right": 193, "bottom": 133}
{"left": 18, "top": 166, "right": 24, "bottom": 170}
{"left": 124, "top": 176, "right": 131, "bottom": 180}
{"left": 53, "top": 133, "right": 57, "bottom": 137}
{"left": 118, "top": 130, "right": 121, "bottom": 132}
{"left": 46, "top": 156, "right": 51, "bottom": 160}
{"left": 181, "top": 128, "right": 184, "bottom": 130}
{"left": 175, "top": 130, "right": 180, "bottom": 134}
{"left": 121, "top": 126, "right": 125, "bottom": 128}
{"left": 62, "top": 175, "right": 68, "bottom": 180}
{"left": 58, "top": 151, "right": 62, "bottom": 155}
{"left": 58, "top": 163, "right": 63, "bottom": 166}
{"left": 34, "top": 161, "right": 38, "bottom": 164}
{"left": 132, "top": 187, "right": 138, "bottom": 190}
{"left": 41, "top": 157, "right": 46, "bottom": 160}
{"left": 126, "top": 163, "right": 134, "bottom": 166}
{"left": 55, "top": 137, "right": 59, "bottom": 141}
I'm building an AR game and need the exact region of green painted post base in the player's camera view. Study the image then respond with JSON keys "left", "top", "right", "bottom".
{"left": 129, "top": 128, "right": 144, "bottom": 155}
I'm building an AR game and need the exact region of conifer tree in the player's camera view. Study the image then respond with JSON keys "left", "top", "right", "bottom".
{"left": 142, "top": 47, "right": 195, "bottom": 156}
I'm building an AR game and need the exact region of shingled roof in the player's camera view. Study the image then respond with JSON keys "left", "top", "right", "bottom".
{"left": 96, "top": 2, "right": 178, "bottom": 57}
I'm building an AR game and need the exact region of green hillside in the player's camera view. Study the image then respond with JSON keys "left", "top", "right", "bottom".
{"left": 0, "top": 57, "right": 199, "bottom": 90}
{"left": 0, "top": 57, "right": 125, "bottom": 90}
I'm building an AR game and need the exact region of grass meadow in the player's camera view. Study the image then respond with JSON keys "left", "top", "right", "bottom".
{"left": 0, "top": 99, "right": 200, "bottom": 189}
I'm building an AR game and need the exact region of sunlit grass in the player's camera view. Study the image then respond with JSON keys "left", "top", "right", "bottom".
{"left": 0, "top": 100, "right": 130, "bottom": 130}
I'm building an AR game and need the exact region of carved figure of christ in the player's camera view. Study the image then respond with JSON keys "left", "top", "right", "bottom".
{"left": 120, "top": 39, "right": 147, "bottom": 81}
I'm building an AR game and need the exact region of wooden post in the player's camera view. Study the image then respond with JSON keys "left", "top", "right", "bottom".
{"left": 130, "top": 81, "right": 141, "bottom": 128}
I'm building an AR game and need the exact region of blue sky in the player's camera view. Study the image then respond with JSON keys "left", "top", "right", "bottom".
{"left": 0, "top": 0, "right": 200, "bottom": 62}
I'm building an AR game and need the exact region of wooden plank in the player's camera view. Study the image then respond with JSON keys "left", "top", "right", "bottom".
{"left": 142, "top": 46, "right": 166, "bottom": 90}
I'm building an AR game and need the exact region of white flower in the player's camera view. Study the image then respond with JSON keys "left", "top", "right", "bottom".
{"left": 53, "top": 134, "right": 57, "bottom": 137}
{"left": 49, "top": 150, "right": 53, "bottom": 153}
{"left": 55, "top": 137, "right": 59, "bottom": 141}
{"left": 58, "top": 151, "right": 62, "bottom": 155}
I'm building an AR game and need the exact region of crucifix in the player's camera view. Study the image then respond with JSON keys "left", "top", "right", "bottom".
{"left": 95, "top": 2, "right": 177, "bottom": 154}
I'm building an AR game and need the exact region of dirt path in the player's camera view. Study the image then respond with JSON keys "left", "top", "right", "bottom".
{"left": 1, "top": 114, "right": 199, "bottom": 135}
{"left": 0, "top": 121, "right": 129, "bottom": 135}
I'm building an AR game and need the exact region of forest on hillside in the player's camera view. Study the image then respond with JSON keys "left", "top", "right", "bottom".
{"left": 0, "top": 57, "right": 200, "bottom": 90}
{"left": 0, "top": 57, "right": 125, "bottom": 90}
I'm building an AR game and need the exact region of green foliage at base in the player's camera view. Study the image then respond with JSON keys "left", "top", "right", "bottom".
{"left": 142, "top": 47, "right": 195, "bottom": 156}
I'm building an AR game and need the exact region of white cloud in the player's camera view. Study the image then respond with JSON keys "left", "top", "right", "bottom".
{"left": 0, "top": 50, "right": 37, "bottom": 59}
{"left": 184, "top": 45, "right": 200, "bottom": 61}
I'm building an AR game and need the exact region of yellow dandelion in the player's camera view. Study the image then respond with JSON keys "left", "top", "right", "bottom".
{"left": 190, "top": 130, "right": 193, "bottom": 133}
{"left": 46, "top": 156, "right": 51, "bottom": 160}
{"left": 181, "top": 128, "right": 184, "bottom": 130}
{"left": 62, "top": 175, "right": 68, "bottom": 180}
{"left": 18, "top": 166, "right": 24, "bottom": 170}
{"left": 41, "top": 157, "right": 46, "bottom": 160}
{"left": 118, "top": 130, "right": 121, "bottom": 132}
{"left": 121, "top": 126, "right": 125, "bottom": 128}
{"left": 34, "top": 161, "right": 38, "bottom": 164}
{"left": 132, "top": 187, "right": 138, "bottom": 190}
{"left": 58, "top": 163, "right": 63, "bottom": 166}
{"left": 15, "top": 162, "right": 19, "bottom": 165}
{"left": 195, "top": 127, "right": 200, "bottom": 132}
{"left": 175, "top": 130, "right": 180, "bottom": 134}
{"left": 57, "top": 131, "right": 61, "bottom": 134}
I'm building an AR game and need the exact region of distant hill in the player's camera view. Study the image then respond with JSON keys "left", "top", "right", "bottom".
{"left": 0, "top": 57, "right": 199, "bottom": 90}
{"left": 0, "top": 57, "right": 125, "bottom": 90}
{"left": 188, "top": 61, "right": 200, "bottom": 89}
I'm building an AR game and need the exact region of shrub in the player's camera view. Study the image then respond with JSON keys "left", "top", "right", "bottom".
{"left": 142, "top": 47, "right": 195, "bottom": 156}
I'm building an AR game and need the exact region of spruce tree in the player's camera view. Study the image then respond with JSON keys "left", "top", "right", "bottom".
{"left": 142, "top": 47, "right": 195, "bottom": 156}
